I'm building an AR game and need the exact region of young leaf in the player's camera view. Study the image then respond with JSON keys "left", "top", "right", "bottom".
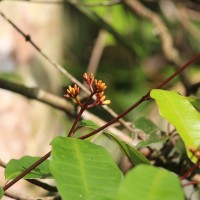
{"left": 0, "top": 187, "right": 4, "bottom": 199}
{"left": 5, "top": 156, "right": 51, "bottom": 180}
{"left": 117, "top": 165, "right": 184, "bottom": 200}
{"left": 106, "top": 133, "right": 150, "bottom": 165}
{"left": 78, "top": 119, "right": 99, "bottom": 130}
{"left": 151, "top": 89, "right": 200, "bottom": 163}
{"left": 50, "top": 136, "right": 123, "bottom": 200}
{"left": 135, "top": 117, "right": 167, "bottom": 147}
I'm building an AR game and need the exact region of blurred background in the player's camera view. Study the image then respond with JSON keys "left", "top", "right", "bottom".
{"left": 0, "top": 0, "right": 200, "bottom": 199}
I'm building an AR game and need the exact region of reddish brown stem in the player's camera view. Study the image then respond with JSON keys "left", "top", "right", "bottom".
{"left": 68, "top": 92, "right": 94, "bottom": 137}
{"left": 3, "top": 152, "right": 51, "bottom": 191}
{"left": 80, "top": 95, "right": 148, "bottom": 139}
{"left": 180, "top": 159, "right": 200, "bottom": 181}
{"left": 80, "top": 53, "right": 200, "bottom": 140}
{"left": 182, "top": 180, "right": 199, "bottom": 187}
{"left": 3, "top": 53, "right": 200, "bottom": 192}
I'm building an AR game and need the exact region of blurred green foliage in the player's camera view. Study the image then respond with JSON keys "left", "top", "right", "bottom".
{"left": 63, "top": 0, "right": 200, "bottom": 120}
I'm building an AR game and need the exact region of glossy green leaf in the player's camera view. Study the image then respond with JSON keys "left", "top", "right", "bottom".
{"left": 106, "top": 133, "right": 150, "bottom": 165}
{"left": 151, "top": 89, "right": 200, "bottom": 162}
{"left": 135, "top": 117, "right": 167, "bottom": 147}
{"left": 5, "top": 156, "right": 51, "bottom": 180}
{"left": 117, "top": 165, "right": 184, "bottom": 200}
{"left": 0, "top": 187, "right": 4, "bottom": 199}
{"left": 50, "top": 136, "right": 123, "bottom": 200}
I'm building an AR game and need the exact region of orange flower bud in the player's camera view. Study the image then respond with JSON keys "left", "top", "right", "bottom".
{"left": 89, "top": 73, "right": 94, "bottom": 81}
{"left": 65, "top": 84, "right": 80, "bottom": 98}
{"left": 102, "top": 100, "right": 111, "bottom": 105}
{"left": 94, "top": 79, "right": 107, "bottom": 92}
{"left": 83, "top": 73, "right": 88, "bottom": 80}
{"left": 100, "top": 95, "right": 106, "bottom": 102}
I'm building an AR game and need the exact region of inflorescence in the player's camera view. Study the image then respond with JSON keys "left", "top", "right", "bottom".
{"left": 64, "top": 73, "right": 111, "bottom": 108}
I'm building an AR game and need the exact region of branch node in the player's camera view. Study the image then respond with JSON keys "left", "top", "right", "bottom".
{"left": 25, "top": 34, "right": 31, "bottom": 41}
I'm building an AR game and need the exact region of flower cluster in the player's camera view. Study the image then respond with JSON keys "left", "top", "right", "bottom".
{"left": 64, "top": 73, "right": 111, "bottom": 108}
{"left": 64, "top": 84, "right": 80, "bottom": 98}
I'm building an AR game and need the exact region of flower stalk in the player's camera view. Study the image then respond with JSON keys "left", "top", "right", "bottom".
{"left": 66, "top": 73, "right": 110, "bottom": 137}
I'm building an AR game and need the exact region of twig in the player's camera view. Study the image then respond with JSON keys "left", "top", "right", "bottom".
{"left": 4, "top": 191, "right": 60, "bottom": 200}
{"left": 0, "top": 10, "right": 133, "bottom": 133}
{"left": 3, "top": 53, "right": 200, "bottom": 192}
{"left": 181, "top": 160, "right": 200, "bottom": 181}
{"left": 85, "top": 27, "right": 134, "bottom": 132}
{"left": 0, "top": 78, "right": 73, "bottom": 114}
{"left": 77, "top": 0, "right": 122, "bottom": 7}
{"left": 176, "top": 3, "right": 200, "bottom": 44}
{"left": 86, "top": 28, "right": 134, "bottom": 132}
{"left": 3, "top": 152, "right": 51, "bottom": 191}
{"left": 0, "top": 79, "right": 133, "bottom": 141}
{"left": 124, "top": 0, "right": 180, "bottom": 64}
{"left": 2, "top": 0, "right": 122, "bottom": 7}
{"left": 68, "top": 92, "right": 95, "bottom": 137}
{"left": 187, "top": 8, "right": 200, "bottom": 22}
{"left": 0, "top": 158, "right": 58, "bottom": 193}
{"left": 63, "top": 0, "right": 136, "bottom": 56}
{"left": 0, "top": 78, "right": 133, "bottom": 144}
{"left": 80, "top": 53, "right": 200, "bottom": 139}
{"left": 123, "top": 0, "right": 192, "bottom": 90}
{"left": 86, "top": 30, "right": 107, "bottom": 75}
{"left": 182, "top": 180, "right": 199, "bottom": 187}
{"left": 0, "top": 159, "right": 6, "bottom": 168}
{"left": 27, "top": 179, "right": 58, "bottom": 192}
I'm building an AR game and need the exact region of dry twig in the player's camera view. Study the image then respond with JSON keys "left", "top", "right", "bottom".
{"left": 124, "top": 0, "right": 192, "bottom": 89}
{"left": 86, "top": 30, "right": 107, "bottom": 75}
{"left": 0, "top": 78, "right": 134, "bottom": 145}
{"left": 4, "top": 191, "right": 60, "bottom": 200}
{"left": 176, "top": 3, "right": 200, "bottom": 44}
{"left": 0, "top": 11, "right": 133, "bottom": 132}
{"left": 2, "top": 0, "right": 121, "bottom": 7}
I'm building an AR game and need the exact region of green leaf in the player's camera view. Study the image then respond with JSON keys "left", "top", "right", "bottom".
{"left": 106, "top": 133, "right": 150, "bottom": 165}
{"left": 135, "top": 117, "right": 167, "bottom": 147}
{"left": 5, "top": 156, "right": 51, "bottom": 180}
{"left": 76, "top": 120, "right": 100, "bottom": 139}
{"left": 80, "top": 120, "right": 149, "bottom": 165}
{"left": 186, "top": 96, "right": 200, "bottom": 111}
{"left": 50, "top": 136, "right": 123, "bottom": 200}
{"left": 79, "top": 120, "right": 99, "bottom": 130}
{"left": 0, "top": 187, "right": 4, "bottom": 199}
{"left": 117, "top": 165, "right": 184, "bottom": 200}
{"left": 151, "top": 89, "right": 200, "bottom": 162}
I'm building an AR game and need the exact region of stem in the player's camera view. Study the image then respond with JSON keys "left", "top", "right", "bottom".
{"left": 3, "top": 152, "right": 51, "bottom": 191}
{"left": 68, "top": 92, "right": 94, "bottom": 137}
{"left": 155, "top": 53, "right": 200, "bottom": 90}
{"left": 182, "top": 180, "right": 199, "bottom": 187}
{"left": 80, "top": 95, "right": 148, "bottom": 139}
{"left": 27, "top": 179, "right": 58, "bottom": 192}
{"left": 3, "top": 92, "right": 94, "bottom": 191}
{"left": 3, "top": 53, "right": 200, "bottom": 192}
{"left": 180, "top": 160, "right": 200, "bottom": 181}
{"left": 80, "top": 53, "right": 200, "bottom": 140}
